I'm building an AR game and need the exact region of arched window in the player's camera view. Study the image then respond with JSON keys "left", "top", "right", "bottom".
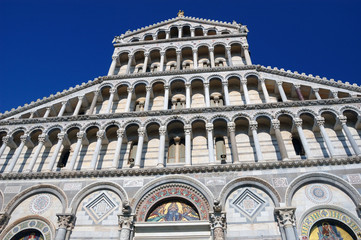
{"left": 146, "top": 199, "right": 200, "bottom": 222}
{"left": 128, "top": 141, "right": 137, "bottom": 165}
{"left": 167, "top": 136, "right": 185, "bottom": 163}
{"left": 215, "top": 137, "right": 226, "bottom": 160}
{"left": 57, "top": 146, "right": 70, "bottom": 168}
{"left": 309, "top": 219, "right": 357, "bottom": 240}
{"left": 11, "top": 229, "right": 44, "bottom": 240}
{"left": 292, "top": 136, "right": 305, "bottom": 156}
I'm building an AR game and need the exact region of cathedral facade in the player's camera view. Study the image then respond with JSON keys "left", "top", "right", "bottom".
{"left": 0, "top": 12, "right": 361, "bottom": 240}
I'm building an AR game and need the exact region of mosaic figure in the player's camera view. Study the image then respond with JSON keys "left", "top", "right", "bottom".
{"left": 147, "top": 201, "right": 200, "bottom": 222}
{"left": 309, "top": 221, "right": 354, "bottom": 240}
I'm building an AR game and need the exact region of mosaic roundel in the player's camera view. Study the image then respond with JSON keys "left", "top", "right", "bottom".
{"left": 30, "top": 194, "right": 52, "bottom": 214}
{"left": 305, "top": 184, "right": 332, "bottom": 204}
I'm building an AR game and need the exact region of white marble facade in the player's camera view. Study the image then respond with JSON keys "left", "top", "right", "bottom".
{"left": 0, "top": 12, "right": 361, "bottom": 240}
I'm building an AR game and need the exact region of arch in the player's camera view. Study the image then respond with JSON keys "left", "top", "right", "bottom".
{"left": 131, "top": 175, "right": 214, "bottom": 219}
{"left": 148, "top": 46, "right": 162, "bottom": 52}
{"left": 70, "top": 181, "right": 128, "bottom": 214}
{"left": 150, "top": 78, "right": 166, "bottom": 86}
{"left": 116, "top": 50, "right": 130, "bottom": 57}
{"left": 244, "top": 71, "right": 261, "bottom": 79}
{"left": 98, "top": 82, "right": 114, "bottom": 90}
{"left": 114, "top": 81, "right": 131, "bottom": 89}
{"left": 81, "top": 122, "right": 101, "bottom": 131}
{"left": 64, "top": 123, "right": 82, "bottom": 132}
{"left": 144, "top": 118, "right": 163, "bottom": 128}
{"left": 318, "top": 107, "right": 341, "bottom": 117}
{"left": 229, "top": 40, "right": 243, "bottom": 46}
{"left": 340, "top": 105, "right": 361, "bottom": 115}
{"left": 164, "top": 116, "right": 188, "bottom": 126}
{"left": 225, "top": 73, "right": 243, "bottom": 81}
{"left": 132, "top": 48, "right": 147, "bottom": 54}
{"left": 189, "top": 115, "right": 208, "bottom": 125}
{"left": 26, "top": 125, "right": 44, "bottom": 135}
{"left": 0, "top": 215, "right": 55, "bottom": 240}
{"left": 164, "top": 45, "right": 178, "bottom": 51}
{"left": 102, "top": 120, "right": 122, "bottom": 130}
{"left": 9, "top": 127, "right": 27, "bottom": 136}
{"left": 0, "top": 128, "right": 10, "bottom": 135}
{"left": 4, "top": 184, "right": 67, "bottom": 214}
{"left": 180, "top": 44, "right": 194, "bottom": 50}
{"left": 210, "top": 114, "right": 230, "bottom": 123}
{"left": 123, "top": 119, "right": 142, "bottom": 129}
{"left": 232, "top": 112, "right": 251, "bottom": 122}
{"left": 129, "top": 37, "right": 140, "bottom": 43}
{"left": 212, "top": 42, "right": 227, "bottom": 47}
{"left": 189, "top": 75, "right": 206, "bottom": 83}
{"left": 45, "top": 124, "right": 63, "bottom": 134}
{"left": 169, "top": 76, "right": 187, "bottom": 85}
{"left": 274, "top": 109, "right": 296, "bottom": 119}
{"left": 253, "top": 112, "right": 274, "bottom": 121}
{"left": 218, "top": 177, "right": 281, "bottom": 211}
{"left": 285, "top": 172, "right": 361, "bottom": 206}
{"left": 207, "top": 74, "right": 224, "bottom": 82}
{"left": 196, "top": 43, "right": 211, "bottom": 48}
{"left": 132, "top": 79, "right": 149, "bottom": 88}
{"left": 297, "top": 108, "right": 318, "bottom": 118}
{"left": 297, "top": 205, "right": 361, "bottom": 239}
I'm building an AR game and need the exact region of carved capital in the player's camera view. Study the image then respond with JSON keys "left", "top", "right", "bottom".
{"left": 249, "top": 121, "right": 258, "bottom": 131}
{"left": 94, "top": 90, "right": 100, "bottom": 96}
{"left": 203, "top": 82, "right": 210, "bottom": 88}
{"left": 259, "top": 78, "right": 265, "bottom": 84}
{"left": 210, "top": 212, "right": 226, "bottom": 240}
{"left": 146, "top": 86, "right": 152, "bottom": 92}
{"left": 117, "top": 128, "right": 125, "bottom": 138}
{"left": 176, "top": 50, "right": 181, "bottom": 55}
{"left": 164, "top": 85, "right": 170, "bottom": 90}
{"left": 0, "top": 212, "right": 10, "bottom": 233}
{"left": 243, "top": 45, "right": 249, "bottom": 50}
{"left": 294, "top": 118, "right": 303, "bottom": 128}
{"left": 185, "top": 83, "right": 191, "bottom": 88}
{"left": 192, "top": 48, "right": 198, "bottom": 54}
{"left": 274, "top": 207, "right": 296, "bottom": 228}
{"left": 138, "top": 127, "right": 145, "bottom": 136}
{"left": 222, "top": 81, "right": 228, "bottom": 87}
{"left": 338, "top": 115, "right": 347, "bottom": 125}
{"left": 38, "top": 134, "right": 46, "bottom": 143}
{"left": 57, "top": 132, "right": 66, "bottom": 141}
{"left": 294, "top": 84, "right": 301, "bottom": 89}
{"left": 127, "top": 87, "right": 134, "bottom": 93}
{"left": 271, "top": 119, "right": 280, "bottom": 129}
{"left": 61, "top": 101, "right": 68, "bottom": 105}
{"left": 96, "top": 130, "right": 105, "bottom": 139}
{"left": 109, "top": 88, "right": 116, "bottom": 94}
{"left": 144, "top": 52, "right": 149, "bottom": 57}
{"left": 227, "top": 122, "right": 236, "bottom": 132}
{"left": 20, "top": 135, "right": 29, "bottom": 143}
{"left": 56, "top": 213, "right": 76, "bottom": 229}
{"left": 209, "top": 47, "right": 214, "bottom": 52}
{"left": 112, "top": 56, "right": 118, "bottom": 61}
{"left": 184, "top": 124, "right": 192, "bottom": 135}
{"left": 313, "top": 88, "right": 319, "bottom": 92}
{"left": 2, "top": 136, "right": 10, "bottom": 145}
{"left": 76, "top": 131, "right": 85, "bottom": 139}
{"left": 159, "top": 126, "right": 166, "bottom": 136}
{"left": 118, "top": 214, "right": 134, "bottom": 230}
{"left": 225, "top": 46, "right": 231, "bottom": 51}
{"left": 160, "top": 51, "right": 165, "bottom": 56}
{"left": 206, "top": 123, "right": 214, "bottom": 132}
{"left": 241, "top": 79, "right": 247, "bottom": 85}
{"left": 277, "top": 81, "right": 283, "bottom": 86}
{"left": 316, "top": 117, "right": 325, "bottom": 126}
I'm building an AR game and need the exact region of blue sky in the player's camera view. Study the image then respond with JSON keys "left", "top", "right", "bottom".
{"left": 1, "top": 0, "right": 360, "bottom": 113}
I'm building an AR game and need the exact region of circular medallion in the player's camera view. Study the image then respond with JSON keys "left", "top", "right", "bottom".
{"left": 30, "top": 194, "right": 52, "bottom": 214}
{"left": 305, "top": 184, "right": 332, "bottom": 204}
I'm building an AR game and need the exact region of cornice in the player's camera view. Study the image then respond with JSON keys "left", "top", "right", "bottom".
{"left": 0, "top": 156, "right": 360, "bottom": 181}
{"left": 1, "top": 98, "right": 360, "bottom": 126}
{"left": 114, "top": 33, "right": 246, "bottom": 47}
{"left": 2, "top": 65, "right": 361, "bottom": 120}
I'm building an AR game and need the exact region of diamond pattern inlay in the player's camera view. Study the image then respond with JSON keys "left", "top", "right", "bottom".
{"left": 84, "top": 192, "right": 117, "bottom": 224}
{"left": 232, "top": 188, "right": 266, "bottom": 220}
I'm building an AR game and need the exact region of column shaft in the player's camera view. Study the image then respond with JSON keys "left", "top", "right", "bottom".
{"left": 243, "top": 47, "right": 252, "bottom": 65}
{"left": 144, "top": 87, "right": 151, "bottom": 111}
{"left": 192, "top": 49, "right": 198, "bottom": 69}
{"left": 157, "top": 127, "right": 166, "bottom": 167}
{"left": 313, "top": 88, "right": 321, "bottom": 100}
{"left": 126, "top": 55, "right": 133, "bottom": 74}
{"left": 228, "top": 123, "right": 239, "bottom": 163}
{"left": 209, "top": 49, "right": 215, "bottom": 68}
{"left": 272, "top": 120, "right": 288, "bottom": 161}
{"left": 250, "top": 122, "right": 263, "bottom": 161}
{"left": 125, "top": 88, "right": 133, "bottom": 112}
{"left": 107, "top": 57, "right": 117, "bottom": 76}
{"left": 160, "top": 52, "right": 165, "bottom": 72}
{"left": 112, "top": 129, "right": 124, "bottom": 168}
{"left": 7, "top": 136, "right": 27, "bottom": 172}
{"left": 27, "top": 136, "right": 45, "bottom": 172}
{"left": 106, "top": 90, "right": 115, "bottom": 114}
{"left": 176, "top": 51, "right": 181, "bottom": 70}
{"left": 294, "top": 119, "right": 312, "bottom": 159}
{"left": 204, "top": 83, "right": 211, "bottom": 107}
{"left": 163, "top": 86, "right": 169, "bottom": 110}
{"left": 206, "top": 124, "right": 215, "bottom": 164}
{"left": 48, "top": 134, "right": 64, "bottom": 171}
{"left": 67, "top": 133, "right": 83, "bottom": 170}
{"left": 134, "top": 128, "right": 145, "bottom": 168}
{"left": 241, "top": 80, "right": 251, "bottom": 104}
{"left": 222, "top": 82, "right": 230, "bottom": 106}
{"left": 277, "top": 82, "right": 288, "bottom": 102}
{"left": 73, "top": 97, "right": 83, "bottom": 116}
{"left": 339, "top": 117, "right": 361, "bottom": 156}
{"left": 55, "top": 228, "right": 67, "bottom": 240}
{"left": 186, "top": 84, "right": 191, "bottom": 108}
{"left": 58, "top": 102, "right": 67, "bottom": 117}
{"left": 260, "top": 79, "right": 270, "bottom": 103}
{"left": 90, "top": 131, "right": 104, "bottom": 170}
{"left": 295, "top": 85, "right": 304, "bottom": 101}
{"left": 43, "top": 107, "right": 51, "bottom": 118}
{"left": 317, "top": 118, "right": 335, "bottom": 157}
{"left": 185, "top": 125, "right": 192, "bottom": 166}
{"left": 88, "top": 91, "right": 99, "bottom": 115}
{"left": 142, "top": 54, "right": 149, "bottom": 73}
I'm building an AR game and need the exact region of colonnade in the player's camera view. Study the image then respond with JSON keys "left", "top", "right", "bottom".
{"left": 2, "top": 110, "right": 361, "bottom": 173}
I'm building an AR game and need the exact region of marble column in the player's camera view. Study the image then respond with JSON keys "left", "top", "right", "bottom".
{"left": 226, "top": 46, "right": 233, "bottom": 67}
{"left": 210, "top": 212, "right": 226, "bottom": 240}
{"left": 163, "top": 85, "right": 169, "bottom": 110}
{"left": 67, "top": 131, "right": 84, "bottom": 170}
{"left": 73, "top": 96, "right": 84, "bottom": 116}
{"left": 125, "top": 87, "right": 133, "bottom": 112}
{"left": 165, "top": 30, "right": 170, "bottom": 39}
{"left": 339, "top": 115, "right": 361, "bottom": 156}
{"left": 259, "top": 78, "right": 270, "bottom": 103}
{"left": 277, "top": 81, "right": 288, "bottom": 102}
{"left": 112, "top": 128, "right": 125, "bottom": 169}
{"left": 160, "top": 51, "right": 165, "bottom": 72}
{"left": 7, "top": 134, "right": 28, "bottom": 172}
{"left": 294, "top": 84, "right": 304, "bottom": 101}
{"left": 206, "top": 123, "right": 215, "bottom": 164}
{"left": 204, "top": 82, "right": 211, "bottom": 107}
{"left": 192, "top": 48, "right": 198, "bottom": 69}
{"left": 108, "top": 56, "right": 118, "bottom": 76}
{"left": 250, "top": 121, "right": 263, "bottom": 161}
{"left": 106, "top": 88, "right": 116, "bottom": 114}
{"left": 90, "top": 130, "right": 105, "bottom": 170}
{"left": 274, "top": 207, "right": 297, "bottom": 240}
{"left": 228, "top": 122, "right": 239, "bottom": 163}
{"left": 48, "top": 132, "right": 65, "bottom": 171}
{"left": 294, "top": 118, "right": 312, "bottom": 159}
{"left": 178, "top": 27, "right": 182, "bottom": 38}
{"left": 316, "top": 117, "right": 335, "bottom": 157}
{"left": 243, "top": 45, "right": 252, "bottom": 65}
{"left": 241, "top": 79, "right": 251, "bottom": 104}
{"left": 118, "top": 214, "right": 134, "bottom": 240}
{"left": 134, "top": 127, "right": 145, "bottom": 168}
{"left": 222, "top": 82, "right": 231, "bottom": 106}
{"left": 27, "top": 134, "right": 46, "bottom": 172}
{"left": 209, "top": 47, "right": 215, "bottom": 68}
{"left": 313, "top": 88, "right": 322, "bottom": 100}
{"left": 126, "top": 54, "right": 133, "bottom": 74}
{"left": 190, "top": 27, "right": 195, "bottom": 37}
{"left": 184, "top": 124, "right": 192, "bottom": 166}
{"left": 144, "top": 86, "right": 152, "bottom": 111}
{"left": 157, "top": 126, "right": 166, "bottom": 167}
{"left": 332, "top": 91, "right": 339, "bottom": 99}
{"left": 0, "top": 136, "right": 11, "bottom": 159}
{"left": 88, "top": 90, "right": 99, "bottom": 115}
{"left": 43, "top": 107, "right": 51, "bottom": 118}
{"left": 142, "top": 52, "right": 149, "bottom": 73}
{"left": 55, "top": 214, "right": 76, "bottom": 240}
{"left": 58, "top": 101, "right": 67, "bottom": 117}
{"left": 185, "top": 83, "right": 191, "bottom": 108}
{"left": 176, "top": 50, "right": 181, "bottom": 70}
{"left": 272, "top": 120, "right": 289, "bottom": 161}
{"left": 29, "top": 111, "right": 35, "bottom": 119}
